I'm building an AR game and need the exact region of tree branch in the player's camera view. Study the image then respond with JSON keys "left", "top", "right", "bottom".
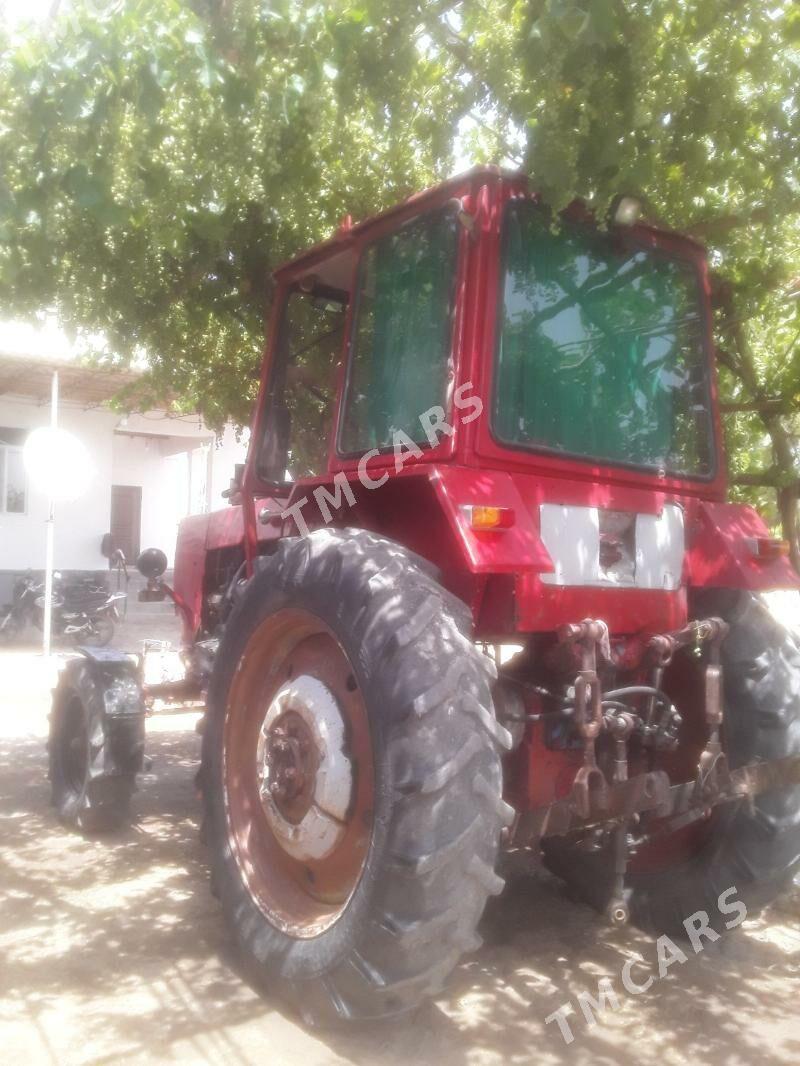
{"left": 687, "top": 202, "right": 800, "bottom": 240}
{"left": 732, "top": 471, "right": 785, "bottom": 488}
{"left": 721, "top": 398, "right": 796, "bottom": 414}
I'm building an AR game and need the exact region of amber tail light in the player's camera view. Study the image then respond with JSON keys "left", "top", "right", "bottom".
{"left": 462, "top": 505, "right": 515, "bottom": 531}
{"left": 745, "top": 536, "right": 791, "bottom": 561}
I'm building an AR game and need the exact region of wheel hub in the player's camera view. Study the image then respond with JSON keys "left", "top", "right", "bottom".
{"left": 256, "top": 674, "right": 353, "bottom": 861}
{"left": 262, "top": 710, "right": 317, "bottom": 817}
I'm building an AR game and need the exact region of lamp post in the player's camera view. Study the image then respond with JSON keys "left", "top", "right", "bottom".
{"left": 42, "top": 371, "right": 58, "bottom": 657}
{"left": 23, "top": 372, "right": 92, "bottom": 657}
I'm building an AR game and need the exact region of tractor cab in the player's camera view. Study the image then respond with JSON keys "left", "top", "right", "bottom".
{"left": 239, "top": 166, "right": 793, "bottom": 638}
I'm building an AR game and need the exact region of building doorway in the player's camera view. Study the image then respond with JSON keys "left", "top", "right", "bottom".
{"left": 110, "top": 484, "right": 142, "bottom": 564}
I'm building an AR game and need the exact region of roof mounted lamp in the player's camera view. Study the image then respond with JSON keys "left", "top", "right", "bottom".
{"left": 610, "top": 194, "right": 643, "bottom": 227}
{"left": 447, "top": 197, "right": 477, "bottom": 237}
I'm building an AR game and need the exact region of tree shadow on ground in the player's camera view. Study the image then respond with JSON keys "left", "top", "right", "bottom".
{"left": 0, "top": 724, "right": 797, "bottom": 1066}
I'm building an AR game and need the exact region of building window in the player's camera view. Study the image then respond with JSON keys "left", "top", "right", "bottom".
{"left": 0, "top": 428, "right": 27, "bottom": 514}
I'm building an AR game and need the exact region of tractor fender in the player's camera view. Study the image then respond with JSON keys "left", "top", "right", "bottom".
{"left": 280, "top": 464, "right": 554, "bottom": 581}
{"left": 686, "top": 501, "right": 800, "bottom": 591}
{"left": 428, "top": 466, "right": 554, "bottom": 575}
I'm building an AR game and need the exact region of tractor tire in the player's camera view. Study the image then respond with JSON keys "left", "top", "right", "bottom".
{"left": 543, "top": 591, "right": 800, "bottom": 935}
{"left": 203, "top": 528, "right": 513, "bottom": 1024}
{"left": 49, "top": 657, "right": 144, "bottom": 833}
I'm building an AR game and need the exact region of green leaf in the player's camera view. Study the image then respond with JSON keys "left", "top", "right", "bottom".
{"left": 63, "top": 165, "right": 106, "bottom": 209}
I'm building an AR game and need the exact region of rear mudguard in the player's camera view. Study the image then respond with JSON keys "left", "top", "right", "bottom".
{"left": 686, "top": 501, "right": 800, "bottom": 591}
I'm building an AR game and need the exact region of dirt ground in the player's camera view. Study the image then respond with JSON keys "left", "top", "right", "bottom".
{"left": 1, "top": 602, "right": 798, "bottom": 1065}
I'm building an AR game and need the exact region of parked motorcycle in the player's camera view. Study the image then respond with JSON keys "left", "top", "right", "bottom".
{"left": 0, "top": 572, "right": 125, "bottom": 647}
{"left": 0, "top": 573, "right": 40, "bottom": 644}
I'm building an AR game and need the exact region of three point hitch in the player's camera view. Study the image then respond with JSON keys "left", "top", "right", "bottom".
{"left": 514, "top": 616, "right": 799, "bottom": 924}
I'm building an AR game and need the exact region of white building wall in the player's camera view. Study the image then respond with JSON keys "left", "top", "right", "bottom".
{"left": 110, "top": 424, "right": 248, "bottom": 565}
{"left": 0, "top": 395, "right": 114, "bottom": 572}
{"left": 110, "top": 432, "right": 190, "bottom": 565}
{"left": 1, "top": 394, "right": 249, "bottom": 577}
{"left": 209, "top": 423, "right": 250, "bottom": 505}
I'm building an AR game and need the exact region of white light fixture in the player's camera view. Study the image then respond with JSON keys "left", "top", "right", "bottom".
{"left": 612, "top": 195, "right": 643, "bottom": 227}
{"left": 24, "top": 426, "right": 93, "bottom": 502}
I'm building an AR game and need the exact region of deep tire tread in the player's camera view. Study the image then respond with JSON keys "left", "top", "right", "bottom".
{"left": 48, "top": 658, "right": 140, "bottom": 834}
{"left": 205, "top": 528, "right": 510, "bottom": 1024}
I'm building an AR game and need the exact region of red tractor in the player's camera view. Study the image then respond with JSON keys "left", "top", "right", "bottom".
{"left": 49, "top": 167, "right": 800, "bottom": 1024}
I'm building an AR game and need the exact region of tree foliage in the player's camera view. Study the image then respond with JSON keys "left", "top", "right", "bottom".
{"left": 0, "top": 0, "right": 461, "bottom": 425}
{"left": 2, "top": 1, "right": 800, "bottom": 552}
{"left": 428, "top": 0, "right": 800, "bottom": 551}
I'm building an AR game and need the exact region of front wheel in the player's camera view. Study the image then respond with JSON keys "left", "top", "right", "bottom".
{"left": 48, "top": 657, "right": 144, "bottom": 832}
{"left": 204, "top": 529, "right": 513, "bottom": 1024}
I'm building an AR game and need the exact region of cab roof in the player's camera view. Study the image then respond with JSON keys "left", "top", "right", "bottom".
{"left": 271, "top": 165, "right": 707, "bottom": 291}
{"left": 272, "top": 165, "right": 520, "bottom": 286}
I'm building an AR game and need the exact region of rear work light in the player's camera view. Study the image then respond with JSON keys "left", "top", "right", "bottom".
{"left": 462, "top": 505, "right": 515, "bottom": 531}
{"left": 745, "top": 536, "right": 791, "bottom": 561}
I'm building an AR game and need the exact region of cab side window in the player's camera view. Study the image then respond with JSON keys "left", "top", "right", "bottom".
{"left": 257, "top": 291, "right": 346, "bottom": 483}
{"left": 338, "top": 211, "right": 459, "bottom": 455}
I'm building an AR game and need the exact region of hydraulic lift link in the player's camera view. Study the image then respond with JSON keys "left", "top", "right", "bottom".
{"left": 538, "top": 617, "right": 736, "bottom": 925}
{"left": 694, "top": 619, "right": 731, "bottom": 800}
{"left": 558, "top": 620, "right": 610, "bottom": 820}
{"left": 604, "top": 711, "right": 637, "bottom": 926}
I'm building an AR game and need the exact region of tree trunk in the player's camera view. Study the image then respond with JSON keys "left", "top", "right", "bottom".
{"left": 715, "top": 280, "right": 800, "bottom": 571}
{"left": 778, "top": 486, "right": 800, "bottom": 573}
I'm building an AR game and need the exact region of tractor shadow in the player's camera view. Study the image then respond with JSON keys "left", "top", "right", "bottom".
{"left": 0, "top": 719, "right": 797, "bottom": 1066}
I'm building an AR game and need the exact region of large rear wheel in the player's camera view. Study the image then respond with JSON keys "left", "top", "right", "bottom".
{"left": 204, "top": 529, "right": 513, "bottom": 1024}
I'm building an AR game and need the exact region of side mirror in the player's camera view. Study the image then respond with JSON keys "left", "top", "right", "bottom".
{"left": 222, "top": 463, "right": 245, "bottom": 501}
{"left": 136, "top": 547, "right": 168, "bottom": 602}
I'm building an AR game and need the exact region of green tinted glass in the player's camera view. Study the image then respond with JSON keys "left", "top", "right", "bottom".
{"left": 339, "top": 211, "right": 458, "bottom": 454}
{"left": 256, "top": 292, "right": 345, "bottom": 482}
{"left": 495, "top": 204, "right": 713, "bottom": 475}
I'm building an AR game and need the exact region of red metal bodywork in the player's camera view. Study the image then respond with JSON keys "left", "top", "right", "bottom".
{"left": 172, "top": 496, "right": 282, "bottom": 640}
{"left": 173, "top": 166, "right": 798, "bottom": 642}
{"left": 168, "top": 167, "right": 800, "bottom": 823}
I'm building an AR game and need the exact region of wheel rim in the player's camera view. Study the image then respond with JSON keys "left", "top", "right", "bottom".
{"left": 223, "top": 608, "right": 374, "bottom": 938}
